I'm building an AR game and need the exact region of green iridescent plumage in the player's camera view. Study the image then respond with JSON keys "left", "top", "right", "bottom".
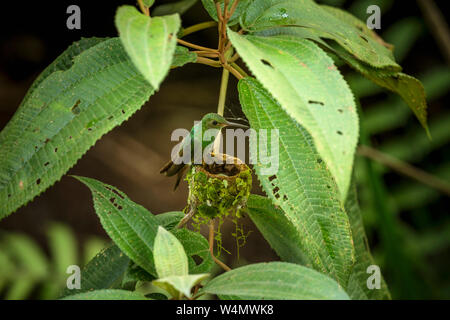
{"left": 160, "top": 113, "right": 248, "bottom": 189}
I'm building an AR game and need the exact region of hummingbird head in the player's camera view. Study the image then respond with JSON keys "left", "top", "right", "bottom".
{"left": 202, "top": 113, "right": 248, "bottom": 130}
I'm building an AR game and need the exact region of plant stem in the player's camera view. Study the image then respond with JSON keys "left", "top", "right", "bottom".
{"left": 223, "top": 64, "right": 244, "bottom": 80}
{"left": 194, "top": 50, "right": 219, "bottom": 58}
{"left": 177, "top": 38, "right": 218, "bottom": 52}
{"left": 358, "top": 145, "right": 450, "bottom": 197}
{"left": 209, "top": 220, "right": 232, "bottom": 272}
{"left": 181, "top": 21, "right": 218, "bottom": 38}
{"left": 230, "top": 62, "right": 248, "bottom": 78}
{"left": 217, "top": 69, "right": 230, "bottom": 117}
{"left": 196, "top": 56, "right": 221, "bottom": 67}
{"left": 137, "top": 0, "right": 149, "bottom": 16}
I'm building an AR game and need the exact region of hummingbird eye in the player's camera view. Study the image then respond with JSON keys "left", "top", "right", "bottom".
{"left": 212, "top": 120, "right": 218, "bottom": 126}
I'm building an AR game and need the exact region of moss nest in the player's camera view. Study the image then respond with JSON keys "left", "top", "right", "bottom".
{"left": 185, "top": 153, "right": 252, "bottom": 221}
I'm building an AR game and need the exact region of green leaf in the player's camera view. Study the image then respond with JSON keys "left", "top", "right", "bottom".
{"left": 202, "top": 262, "right": 350, "bottom": 300}
{"left": 74, "top": 176, "right": 160, "bottom": 276}
{"left": 122, "top": 262, "right": 155, "bottom": 287}
{"left": 47, "top": 222, "right": 78, "bottom": 277}
{"left": 154, "top": 226, "right": 189, "bottom": 278}
{"left": 345, "top": 179, "right": 391, "bottom": 300}
{"left": 238, "top": 78, "right": 355, "bottom": 286}
{"left": 153, "top": 273, "right": 209, "bottom": 298}
{"left": 172, "top": 46, "right": 197, "bottom": 68}
{"left": 331, "top": 44, "right": 429, "bottom": 136}
{"left": 60, "top": 244, "right": 129, "bottom": 298}
{"left": 153, "top": 0, "right": 197, "bottom": 16}
{"left": 0, "top": 38, "right": 154, "bottom": 219}
{"left": 143, "top": 0, "right": 155, "bottom": 7}
{"left": 201, "top": 0, "right": 251, "bottom": 26}
{"left": 240, "top": 0, "right": 399, "bottom": 70}
{"left": 229, "top": 30, "right": 358, "bottom": 201}
{"left": 5, "top": 278, "right": 36, "bottom": 300}
{"left": 16, "top": 38, "right": 107, "bottom": 110}
{"left": 115, "top": 6, "right": 180, "bottom": 89}
{"left": 154, "top": 211, "right": 185, "bottom": 230}
{"left": 247, "top": 195, "right": 309, "bottom": 265}
{"left": 83, "top": 237, "right": 109, "bottom": 264}
{"left": 172, "top": 228, "right": 214, "bottom": 274}
{"left": 62, "top": 289, "right": 147, "bottom": 300}
{"left": 3, "top": 233, "right": 48, "bottom": 279}
{"left": 154, "top": 212, "right": 213, "bottom": 274}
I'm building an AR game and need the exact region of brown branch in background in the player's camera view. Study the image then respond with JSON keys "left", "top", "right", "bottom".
{"left": 358, "top": 145, "right": 450, "bottom": 197}
{"left": 417, "top": 0, "right": 450, "bottom": 65}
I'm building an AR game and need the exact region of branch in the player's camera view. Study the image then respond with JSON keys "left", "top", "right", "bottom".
{"left": 181, "top": 21, "right": 218, "bottom": 38}
{"left": 357, "top": 145, "right": 450, "bottom": 197}
{"left": 417, "top": 0, "right": 450, "bottom": 65}
{"left": 177, "top": 38, "right": 218, "bottom": 52}
{"left": 196, "top": 56, "right": 221, "bottom": 67}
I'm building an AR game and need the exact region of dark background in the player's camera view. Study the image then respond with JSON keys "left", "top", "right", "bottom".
{"left": 0, "top": 0, "right": 448, "bottom": 299}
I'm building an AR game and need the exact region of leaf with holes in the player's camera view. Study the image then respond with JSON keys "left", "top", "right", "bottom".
{"left": 115, "top": 5, "right": 180, "bottom": 89}
{"left": 13, "top": 38, "right": 107, "bottom": 112}
{"left": 247, "top": 194, "right": 309, "bottom": 265}
{"left": 331, "top": 44, "right": 429, "bottom": 137}
{"left": 239, "top": 78, "right": 355, "bottom": 286}
{"left": 74, "top": 176, "right": 160, "bottom": 276}
{"left": 154, "top": 226, "right": 189, "bottom": 278}
{"left": 172, "top": 228, "right": 214, "bottom": 274}
{"left": 229, "top": 30, "right": 358, "bottom": 201}
{"left": 60, "top": 244, "right": 129, "bottom": 298}
{"left": 62, "top": 289, "right": 147, "bottom": 300}
{"left": 248, "top": 6, "right": 429, "bottom": 137}
{"left": 0, "top": 38, "right": 154, "bottom": 219}
{"left": 240, "top": 0, "right": 399, "bottom": 70}
{"left": 202, "top": 262, "right": 350, "bottom": 300}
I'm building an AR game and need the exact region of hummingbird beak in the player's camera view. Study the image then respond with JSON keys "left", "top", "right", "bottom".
{"left": 223, "top": 120, "right": 249, "bottom": 129}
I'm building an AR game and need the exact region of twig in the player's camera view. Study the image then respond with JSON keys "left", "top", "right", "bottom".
{"left": 181, "top": 21, "right": 218, "bottom": 38}
{"left": 358, "top": 145, "right": 450, "bottom": 197}
{"left": 223, "top": 63, "right": 244, "bottom": 80}
{"left": 194, "top": 50, "right": 220, "bottom": 58}
{"left": 228, "top": 0, "right": 240, "bottom": 19}
{"left": 209, "top": 220, "right": 232, "bottom": 271}
{"left": 230, "top": 62, "right": 248, "bottom": 78}
{"left": 177, "top": 38, "right": 218, "bottom": 52}
{"left": 217, "top": 69, "right": 230, "bottom": 116}
{"left": 196, "top": 56, "right": 221, "bottom": 67}
{"left": 137, "top": 0, "right": 149, "bottom": 16}
{"left": 176, "top": 207, "right": 197, "bottom": 229}
{"left": 417, "top": 0, "right": 450, "bottom": 65}
{"left": 229, "top": 52, "right": 240, "bottom": 63}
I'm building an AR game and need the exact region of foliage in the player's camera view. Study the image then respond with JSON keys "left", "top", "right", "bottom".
{"left": 0, "top": 224, "right": 106, "bottom": 299}
{"left": 0, "top": 0, "right": 436, "bottom": 300}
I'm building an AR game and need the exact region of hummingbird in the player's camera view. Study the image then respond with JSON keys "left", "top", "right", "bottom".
{"left": 160, "top": 113, "right": 248, "bottom": 190}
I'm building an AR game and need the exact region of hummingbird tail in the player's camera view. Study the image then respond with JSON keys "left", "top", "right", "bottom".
{"left": 173, "top": 165, "right": 190, "bottom": 191}
{"left": 160, "top": 160, "right": 185, "bottom": 176}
